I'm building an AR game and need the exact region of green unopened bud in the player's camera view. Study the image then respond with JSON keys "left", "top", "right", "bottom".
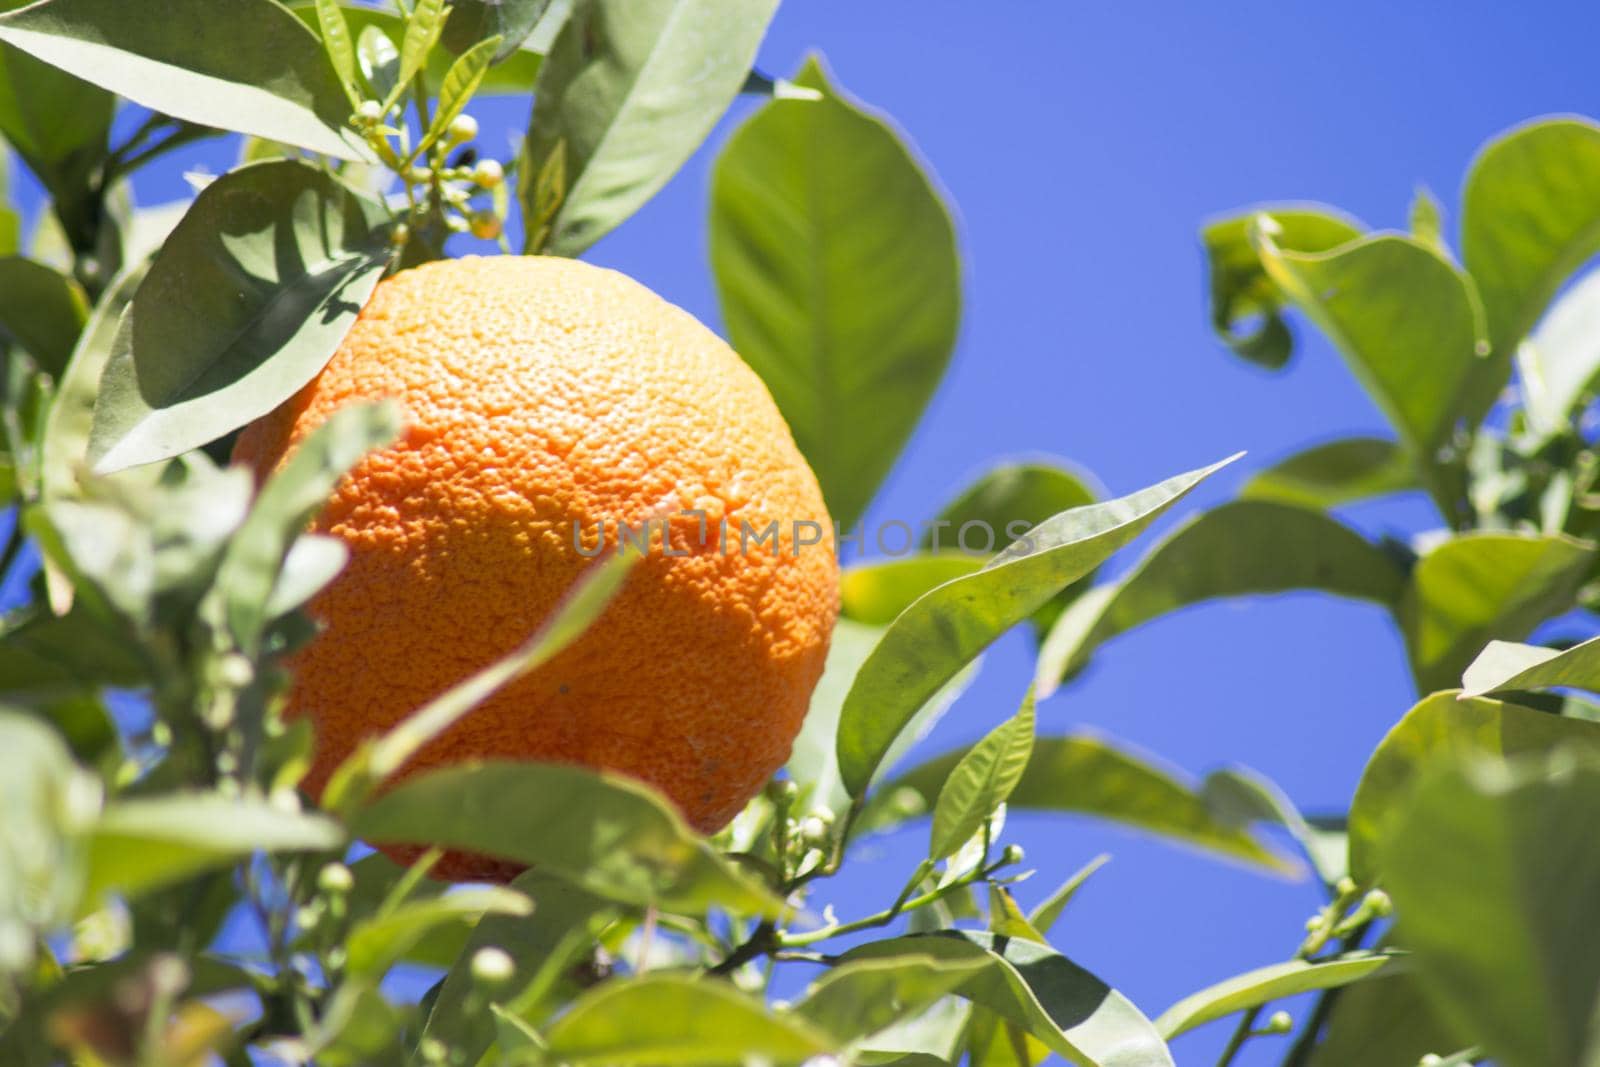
{"left": 408, "top": 165, "right": 433, "bottom": 184}
{"left": 1304, "top": 913, "right": 1322, "bottom": 932}
{"left": 1335, "top": 876, "right": 1357, "bottom": 898}
{"left": 471, "top": 945, "right": 516, "bottom": 987}
{"left": 295, "top": 905, "right": 320, "bottom": 932}
{"left": 472, "top": 158, "right": 504, "bottom": 188}
{"left": 356, "top": 100, "right": 383, "bottom": 125}
{"left": 469, "top": 211, "right": 502, "bottom": 240}
{"left": 317, "top": 863, "right": 353, "bottom": 896}
{"left": 1363, "top": 888, "right": 1392, "bottom": 917}
{"left": 798, "top": 815, "right": 829, "bottom": 845}
{"left": 447, "top": 113, "right": 479, "bottom": 144}
{"left": 1265, "top": 1010, "right": 1292, "bottom": 1034}
{"left": 1000, "top": 844, "right": 1025, "bottom": 866}
{"left": 1419, "top": 1056, "right": 1443, "bottom": 1066}
{"left": 390, "top": 222, "right": 411, "bottom": 246}
{"left": 765, "top": 778, "right": 799, "bottom": 806}
{"left": 217, "top": 652, "right": 254, "bottom": 688}
{"left": 418, "top": 1036, "right": 448, "bottom": 1063}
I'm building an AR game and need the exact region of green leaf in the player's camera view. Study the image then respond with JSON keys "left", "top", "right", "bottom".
{"left": 1155, "top": 952, "right": 1402, "bottom": 1039}
{"left": 786, "top": 617, "right": 979, "bottom": 818}
{"left": 1305, "top": 966, "right": 1471, "bottom": 1067}
{"left": 1200, "top": 204, "right": 1361, "bottom": 368}
{"left": 1410, "top": 184, "right": 1446, "bottom": 252}
{"left": 394, "top": 0, "right": 446, "bottom": 99}
{"left": 352, "top": 761, "right": 781, "bottom": 916}
{"left": 1202, "top": 765, "right": 1348, "bottom": 887}
{"left": 1035, "top": 500, "right": 1405, "bottom": 695}
{"left": 1462, "top": 635, "right": 1600, "bottom": 698}
{"left": 0, "top": 605, "right": 148, "bottom": 695}
{"left": 862, "top": 735, "right": 1294, "bottom": 874}
{"left": 1028, "top": 853, "right": 1110, "bottom": 935}
{"left": 1463, "top": 117, "right": 1600, "bottom": 365}
{"left": 88, "top": 159, "right": 390, "bottom": 473}
{"left": 0, "top": 0, "right": 366, "bottom": 160}
{"left": 928, "top": 688, "right": 1035, "bottom": 859}
{"left": 421, "top": 34, "right": 498, "bottom": 150}
{"left": 326, "top": 550, "right": 637, "bottom": 805}
{"left": 841, "top": 553, "right": 986, "bottom": 626}
{"left": 1380, "top": 756, "right": 1600, "bottom": 1067}
{"left": 289, "top": 1, "right": 545, "bottom": 93}
{"left": 422, "top": 869, "right": 611, "bottom": 1063}
{"left": 924, "top": 460, "right": 1099, "bottom": 551}
{"left": 711, "top": 56, "right": 958, "bottom": 528}
{"left": 441, "top": 0, "right": 552, "bottom": 63}
{"left": 796, "top": 954, "right": 992, "bottom": 1046}
{"left": 523, "top": 0, "right": 779, "bottom": 255}
{"left": 544, "top": 973, "right": 835, "bottom": 1065}
{"left": 1517, "top": 264, "right": 1600, "bottom": 436}
{"left": 1239, "top": 437, "right": 1417, "bottom": 509}
{"left": 0, "top": 256, "right": 87, "bottom": 375}
{"left": 355, "top": 22, "right": 399, "bottom": 101}
{"left": 206, "top": 401, "right": 400, "bottom": 652}
{"left": 83, "top": 794, "right": 344, "bottom": 909}
{"left": 1256, "top": 224, "right": 1487, "bottom": 464}
{"left": 1398, "top": 531, "right": 1593, "bottom": 694}
{"left": 344, "top": 885, "right": 531, "bottom": 978}
{"left": 836, "top": 456, "right": 1235, "bottom": 797}
{"left": 311, "top": 0, "right": 359, "bottom": 106}
{"left": 844, "top": 931, "right": 1175, "bottom": 1067}
{"left": 1346, "top": 691, "right": 1600, "bottom": 885}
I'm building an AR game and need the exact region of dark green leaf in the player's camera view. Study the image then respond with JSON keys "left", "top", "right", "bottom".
{"left": 711, "top": 56, "right": 958, "bottom": 527}
{"left": 1399, "top": 532, "right": 1593, "bottom": 694}
{"left": 1462, "top": 635, "right": 1600, "bottom": 698}
{"left": 928, "top": 688, "right": 1035, "bottom": 859}
{"left": 1239, "top": 437, "right": 1416, "bottom": 509}
{"left": 837, "top": 456, "right": 1234, "bottom": 797}
{"left": 0, "top": 256, "right": 86, "bottom": 375}
{"left": 1036, "top": 500, "right": 1405, "bottom": 694}
{"left": 1200, "top": 205, "right": 1361, "bottom": 368}
{"left": 442, "top": 0, "right": 551, "bottom": 62}
{"left": 862, "top": 735, "right": 1295, "bottom": 874}
{"left": 1155, "top": 952, "right": 1402, "bottom": 1039}
{"left": 83, "top": 794, "right": 344, "bottom": 910}
{"left": 0, "top": 0, "right": 366, "bottom": 159}
{"left": 544, "top": 974, "right": 835, "bottom": 1065}
{"left": 352, "top": 761, "right": 781, "bottom": 916}
{"left": 0, "top": 605, "right": 147, "bottom": 695}
{"left": 1346, "top": 691, "right": 1600, "bottom": 884}
{"left": 524, "top": 0, "right": 779, "bottom": 255}
{"left": 1380, "top": 756, "right": 1600, "bottom": 1067}
{"left": 844, "top": 931, "right": 1176, "bottom": 1067}
{"left": 841, "top": 554, "right": 986, "bottom": 625}
{"left": 88, "top": 159, "right": 389, "bottom": 473}
{"left": 796, "top": 953, "right": 992, "bottom": 1045}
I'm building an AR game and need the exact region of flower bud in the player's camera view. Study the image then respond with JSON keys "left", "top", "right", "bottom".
{"left": 1362, "top": 888, "right": 1392, "bottom": 917}
{"left": 356, "top": 100, "right": 383, "bottom": 125}
{"left": 469, "top": 211, "right": 502, "bottom": 240}
{"left": 1000, "top": 844, "right": 1025, "bottom": 866}
{"left": 447, "top": 113, "right": 479, "bottom": 144}
{"left": 1265, "top": 1010, "right": 1292, "bottom": 1034}
{"left": 390, "top": 222, "right": 411, "bottom": 246}
{"left": 471, "top": 946, "right": 516, "bottom": 987}
{"left": 317, "top": 863, "right": 353, "bottom": 896}
{"left": 472, "top": 159, "right": 504, "bottom": 188}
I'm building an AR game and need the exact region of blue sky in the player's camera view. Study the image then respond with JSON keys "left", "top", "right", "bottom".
{"left": 10, "top": 2, "right": 1600, "bottom": 1062}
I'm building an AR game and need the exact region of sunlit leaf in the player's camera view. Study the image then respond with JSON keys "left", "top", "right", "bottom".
{"left": 1028, "top": 853, "right": 1110, "bottom": 935}
{"left": 837, "top": 457, "right": 1235, "bottom": 797}
{"left": 1155, "top": 952, "right": 1402, "bottom": 1039}
{"left": 1516, "top": 263, "right": 1600, "bottom": 436}
{"left": 711, "top": 56, "right": 958, "bottom": 527}
{"left": 796, "top": 953, "right": 992, "bottom": 1046}
{"left": 1202, "top": 765, "right": 1347, "bottom": 887}
{"left": 0, "top": 0, "right": 366, "bottom": 159}
{"left": 1462, "top": 634, "right": 1600, "bottom": 698}
{"left": 928, "top": 688, "right": 1035, "bottom": 860}
{"left": 393, "top": 0, "right": 446, "bottom": 107}
{"left": 422, "top": 35, "right": 498, "bottom": 150}
{"left": 344, "top": 885, "right": 531, "bottom": 978}
{"left": 441, "top": 0, "right": 551, "bottom": 62}
{"left": 311, "top": 0, "right": 359, "bottom": 106}
{"left": 1239, "top": 437, "right": 1416, "bottom": 510}
{"left": 841, "top": 554, "right": 986, "bottom": 626}
{"left": 524, "top": 0, "right": 778, "bottom": 255}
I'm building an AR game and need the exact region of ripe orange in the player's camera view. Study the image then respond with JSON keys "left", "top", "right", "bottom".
{"left": 234, "top": 256, "right": 839, "bottom": 880}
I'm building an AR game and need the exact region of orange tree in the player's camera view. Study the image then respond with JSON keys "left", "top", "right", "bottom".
{"left": 0, "top": 2, "right": 1597, "bottom": 1066}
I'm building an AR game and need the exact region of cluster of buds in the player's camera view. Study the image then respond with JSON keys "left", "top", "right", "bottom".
{"left": 352, "top": 101, "right": 508, "bottom": 250}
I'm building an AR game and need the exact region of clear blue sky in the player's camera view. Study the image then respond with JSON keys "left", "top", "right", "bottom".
{"left": 11, "top": 2, "right": 1600, "bottom": 1062}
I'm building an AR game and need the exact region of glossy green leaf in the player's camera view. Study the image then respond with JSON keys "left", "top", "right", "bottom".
{"left": 344, "top": 885, "right": 531, "bottom": 978}
{"left": 929, "top": 688, "right": 1035, "bottom": 859}
{"left": 353, "top": 761, "right": 780, "bottom": 916}
{"left": 1037, "top": 500, "right": 1404, "bottom": 694}
{"left": 288, "top": 1, "right": 545, "bottom": 92}
{"left": 0, "top": 256, "right": 86, "bottom": 375}
{"left": 925, "top": 461, "right": 1099, "bottom": 551}
{"left": 1029, "top": 854, "right": 1110, "bottom": 935}
{"left": 1239, "top": 437, "right": 1416, "bottom": 509}
{"left": 796, "top": 954, "right": 992, "bottom": 1046}
{"left": 88, "top": 159, "right": 390, "bottom": 474}
{"left": 354, "top": 22, "right": 398, "bottom": 100}
{"left": 1257, "top": 224, "right": 1487, "bottom": 462}
{"left": 1380, "top": 756, "right": 1600, "bottom": 1067}
{"left": 841, "top": 554, "right": 986, "bottom": 626}
{"left": 1155, "top": 952, "right": 1401, "bottom": 1039}
{"left": 524, "top": 0, "right": 778, "bottom": 255}
{"left": 422, "top": 869, "right": 610, "bottom": 1062}
{"left": 1463, "top": 117, "right": 1600, "bottom": 365}
{"left": 1398, "top": 532, "right": 1593, "bottom": 694}
{"left": 1202, "top": 765, "right": 1347, "bottom": 886}
{"left": 837, "top": 456, "right": 1235, "bottom": 797}
{"left": 208, "top": 401, "right": 400, "bottom": 652}
{"left": 544, "top": 973, "right": 835, "bottom": 1065}
{"left": 311, "top": 0, "right": 359, "bottom": 106}
{"left": 711, "top": 56, "right": 958, "bottom": 527}
{"left": 844, "top": 931, "right": 1175, "bottom": 1067}
{"left": 422, "top": 35, "right": 498, "bottom": 150}
{"left": 83, "top": 794, "right": 344, "bottom": 909}
{"left": 1517, "top": 263, "right": 1600, "bottom": 436}
{"left": 442, "top": 0, "right": 551, "bottom": 62}
{"left": 1346, "top": 691, "right": 1600, "bottom": 885}
{"left": 1305, "top": 966, "right": 1470, "bottom": 1067}
{"left": 1200, "top": 204, "right": 1361, "bottom": 368}
{"left": 786, "top": 617, "right": 979, "bottom": 818}
{"left": 1462, "top": 635, "right": 1600, "bottom": 697}
{"left": 0, "top": 0, "right": 366, "bottom": 160}
{"left": 393, "top": 0, "right": 446, "bottom": 105}
{"left": 862, "top": 735, "right": 1294, "bottom": 874}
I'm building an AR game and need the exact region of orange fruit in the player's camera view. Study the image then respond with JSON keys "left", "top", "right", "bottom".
{"left": 234, "top": 255, "right": 839, "bottom": 881}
